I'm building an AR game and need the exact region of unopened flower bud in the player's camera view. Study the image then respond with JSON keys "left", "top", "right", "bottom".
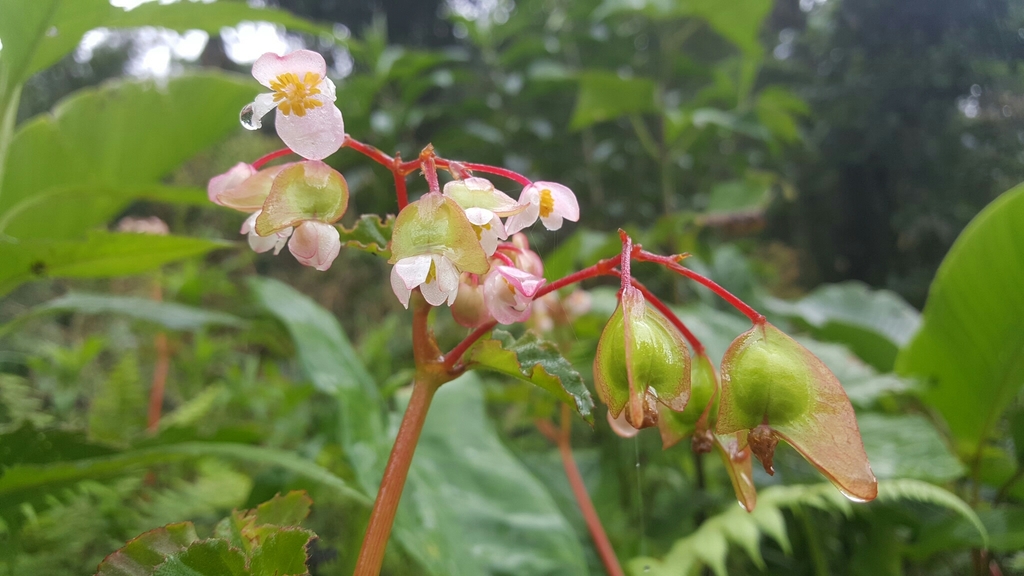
{"left": 207, "top": 162, "right": 256, "bottom": 205}
{"left": 483, "top": 265, "right": 545, "bottom": 325}
{"left": 451, "top": 273, "right": 491, "bottom": 328}
{"left": 593, "top": 286, "right": 691, "bottom": 429}
{"left": 288, "top": 220, "right": 341, "bottom": 271}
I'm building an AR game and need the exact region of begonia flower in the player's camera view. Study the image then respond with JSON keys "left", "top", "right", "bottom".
{"left": 483, "top": 265, "right": 545, "bottom": 324}
{"left": 504, "top": 181, "right": 579, "bottom": 234}
{"left": 288, "top": 220, "right": 341, "bottom": 271}
{"left": 464, "top": 207, "right": 507, "bottom": 256}
{"left": 388, "top": 193, "right": 490, "bottom": 308}
{"left": 451, "top": 273, "right": 492, "bottom": 328}
{"left": 243, "top": 50, "right": 345, "bottom": 161}
{"left": 241, "top": 210, "right": 292, "bottom": 255}
{"left": 213, "top": 163, "right": 293, "bottom": 212}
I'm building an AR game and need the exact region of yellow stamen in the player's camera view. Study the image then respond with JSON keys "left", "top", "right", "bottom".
{"left": 426, "top": 260, "right": 437, "bottom": 284}
{"left": 504, "top": 278, "right": 517, "bottom": 295}
{"left": 270, "top": 72, "right": 324, "bottom": 117}
{"left": 538, "top": 188, "right": 555, "bottom": 218}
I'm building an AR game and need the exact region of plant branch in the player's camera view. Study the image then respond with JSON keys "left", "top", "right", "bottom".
{"left": 391, "top": 152, "right": 409, "bottom": 210}
{"left": 343, "top": 135, "right": 395, "bottom": 167}
{"left": 250, "top": 147, "right": 293, "bottom": 169}
{"left": 634, "top": 248, "right": 764, "bottom": 324}
{"left": 553, "top": 403, "right": 625, "bottom": 576}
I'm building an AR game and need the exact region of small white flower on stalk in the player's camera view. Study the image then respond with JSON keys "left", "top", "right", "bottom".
{"left": 483, "top": 265, "right": 545, "bottom": 325}
{"left": 464, "top": 207, "right": 506, "bottom": 256}
{"left": 288, "top": 220, "right": 341, "bottom": 271}
{"left": 243, "top": 50, "right": 345, "bottom": 161}
{"left": 241, "top": 210, "right": 292, "bottom": 255}
{"left": 388, "top": 192, "right": 490, "bottom": 309}
{"left": 390, "top": 253, "right": 462, "bottom": 307}
{"left": 504, "top": 181, "right": 580, "bottom": 235}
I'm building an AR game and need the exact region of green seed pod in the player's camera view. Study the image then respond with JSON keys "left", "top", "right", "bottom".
{"left": 657, "top": 352, "right": 718, "bottom": 449}
{"left": 255, "top": 161, "right": 349, "bottom": 235}
{"left": 594, "top": 286, "right": 691, "bottom": 429}
{"left": 717, "top": 322, "right": 813, "bottom": 431}
{"left": 388, "top": 192, "right": 489, "bottom": 275}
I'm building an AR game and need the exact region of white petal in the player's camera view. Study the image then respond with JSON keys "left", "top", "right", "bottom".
{"left": 390, "top": 266, "right": 412, "bottom": 308}
{"left": 539, "top": 182, "right": 580, "bottom": 221}
{"left": 275, "top": 102, "right": 345, "bottom": 160}
{"left": 464, "top": 207, "right": 496, "bottom": 226}
{"left": 434, "top": 255, "right": 460, "bottom": 294}
{"left": 320, "top": 77, "right": 337, "bottom": 101}
{"left": 252, "top": 50, "right": 327, "bottom": 87}
{"left": 246, "top": 93, "right": 278, "bottom": 130}
{"left": 503, "top": 202, "right": 539, "bottom": 235}
{"left": 419, "top": 277, "right": 450, "bottom": 307}
{"left": 539, "top": 212, "right": 565, "bottom": 231}
{"left": 394, "top": 254, "right": 433, "bottom": 290}
{"left": 271, "top": 227, "right": 293, "bottom": 255}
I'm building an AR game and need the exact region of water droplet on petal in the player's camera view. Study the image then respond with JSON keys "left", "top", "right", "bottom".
{"left": 837, "top": 486, "right": 870, "bottom": 503}
{"left": 240, "top": 104, "right": 260, "bottom": 131}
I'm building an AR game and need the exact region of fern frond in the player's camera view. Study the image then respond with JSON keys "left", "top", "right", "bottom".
{"left": 627, "top": 480, "right": 983, "bottom": 576}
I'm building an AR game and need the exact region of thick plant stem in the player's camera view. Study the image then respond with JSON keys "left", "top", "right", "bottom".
{"left": 557, "top": 404, "right": 624, "bottom": 576}
{"left": 355, "top": 292, "right": 447, "bottom": 576}
{"left": 354, "top": 376, "right": 439, "bottom": 576}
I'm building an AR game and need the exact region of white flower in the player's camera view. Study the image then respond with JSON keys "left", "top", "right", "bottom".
{"left": 207, "top": 162, "right": 256, "bottom": 205}
{"left": 390, "top": 254, "right": 461, "bottom": 308}
{"left": 245, "top": 50, "right": 345, "bottom": 161}
{"left": 504, "top": 181, "right": 580, "bottom": 235}
{"left": 288, "top": 220, "right": 342, "bottom": 271}
{"left": 464, "top": 207, "right": 507, "bottom": 256}
{"left": 483, "top": 265, "right": 545, "bottom": 325}
{"left": 241, "top": 210, "right": 292, "bottom": 255}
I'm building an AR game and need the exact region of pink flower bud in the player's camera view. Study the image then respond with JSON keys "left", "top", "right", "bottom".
{"left": 483, "top": 265, "right": 545, "bottom": 325}
{"left": 450, "top": 273, "right": 492, "bottom": 328}
{"left": 207, "top": 162, "right": 256, "bottom": 205}
{"left": 287, "top": 220, "right": 340, "bottom": 271}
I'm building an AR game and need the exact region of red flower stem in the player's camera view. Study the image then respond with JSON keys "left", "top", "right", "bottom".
{"left": 421, "top": 148, "right": 441, "bottom": 195}
{"left": 618, "top": 230, "right": 632, "bottom": 293}
{"left": 556, "top": 403, "right": 625, "bottom": 576}
{"left": 343, "top": 135, "right": 395, "bottom": 167}
{"left": 391, "top": 157, "right": 409, "bottom": 210}
{"left": 251, "top": 147, "right": 293, "bottom": 169}
{"left": 353, "top": 375, "right": 439, "bottom": 576}
{"left": 617, "top": 274, "right": 705, "bottom": 354}
{"left": 443, "top": 257, "right": 622, "bottom": 371}
{"left": 455, "top": 161, "right": 532, "bottom": 187}
{"left": 634, "top": 249, "right": 765, "bottom": 325}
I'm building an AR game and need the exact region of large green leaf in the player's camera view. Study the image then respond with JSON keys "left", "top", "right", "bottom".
{"left": 0, "top": 0, "right": 325, "bottom": 92}
{"left": 0, "top": 292, "right": 243, "bottom": 339}
{"left": 897, "top": 183, "right": 1024, "bottom": 452}
{"left": 857, "top": 413, "right": 965, "bottom": 483}
{"left": 397, "top": 376, "right": 589, "bottom": 575}
{"left": 465, "top": 329, "right": 595, "bottom": 423}
{"left": 570, "top": 71, "right": 657, "bottom": 130}
{"left": 765, "top": 281, "right": 921, "bottom": 371}
{"left": 0, "top": 231, "right": 229, "bottom": 297}
{"left": 0, "top": 73, "right": 254, "bottom": 239}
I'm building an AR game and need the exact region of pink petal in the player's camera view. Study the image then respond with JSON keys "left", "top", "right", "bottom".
{"left": 394, "top": 255, "right": 433, "bottom": 290}
{"left": 208, "top": 162, "right": 256, "bottom": 204}
{"left": 503, "top": 202, "right": 540, "bottom": 235}
{"left": 275, "top": 101, "right": 345, "bottom": 161}
{"left": 287, "top": 220, "right": 340, "bottom": 271}
{"left": 217, "top": 163, "right": 292, "bottom": 212}
{"left": 390, "top": 266, "right": 413, "bottom": 308}
{"left": 252, "top": 50, "right": 327, "bottom": 88}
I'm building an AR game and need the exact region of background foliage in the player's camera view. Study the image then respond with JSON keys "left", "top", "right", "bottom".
{"left": 1, "top": 0, "right": 1024, "bottom": 574}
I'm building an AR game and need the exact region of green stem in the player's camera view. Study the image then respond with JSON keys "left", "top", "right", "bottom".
{"left": 0, "top": 84, "right": 22, "bottom": 206}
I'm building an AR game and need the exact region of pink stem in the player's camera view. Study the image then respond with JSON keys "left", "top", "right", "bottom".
{"left": 251, "top": 148, "right": 293, "bottom": 169}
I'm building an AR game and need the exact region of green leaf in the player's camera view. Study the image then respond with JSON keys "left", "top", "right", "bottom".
{"left": 247, "top": 528, "right": 314, "bottom": 576}
{"left": 0, "top": 73, "right": 255, "bottom": 240}
{"left": 0, "top": 0, "right": 325, "bottom": 93}
{"left": 766, "top": 281, "right": 921, "bottom": 371}
{"left": 0, "top": 422, "right": 114, "bottom": 471}
{"left": 875, "top": 479, "right": 988, "bottom": 548}
{"left": 0, "top": 232, "right": 230, "bottom": 297}
{"left": 911, "top": 507, "right": 1024, "bottom": 556}
{"left": 96, "top": 522, "right": 199, "bottom": 576}
{"left": 152, "top": 540, "right": 247, "bottom": 576}
{"left": 897, "top": 183, "right": 1024, "bottom": 452}
{"left": 395, "top": 376, "right": 589, "bottom": 575}
{"left": 466, "top": 329, "right": 595, "bottom": 423}
{"left": 0, "top": 441, "right": 368, "bottom": 525}
{"left": 0, "top": 292, "right": 244, "bottom": 339}
{"left": 248, "top": 277, "right": 383, "bottom": 448}
{"left": 755, "top": 86, "right": 810, "bottom": 143}
{"left": 253, "top": 491, "right": 313, "bottom": 528}
{"left": 337, "top": 214, "right": 394, "bottom": 258}
{"left": 570, "top": 71, "right": 657, "bottom": 130}
{"left": 857, "top": 413, "right": 965, "bottom": 483}
{"left": 679, "top": 0, "right": 772, "bottom": 59}
{"left": 703, "top": 178, "right": 772, "bottom": 217}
